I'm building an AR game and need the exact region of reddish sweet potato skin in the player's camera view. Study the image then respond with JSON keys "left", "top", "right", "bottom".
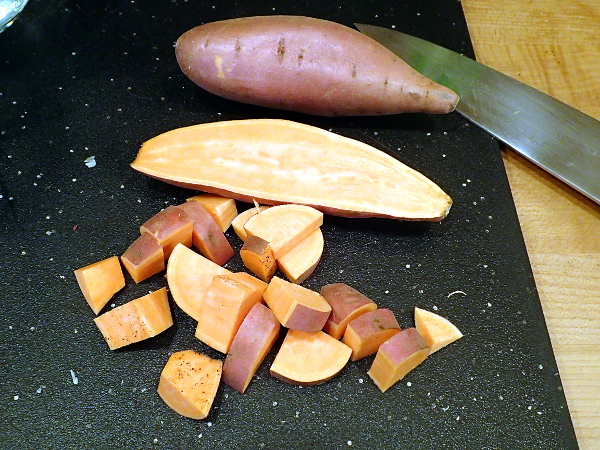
{"left": 175, "top": 16, "right": 458, "bottom": 116}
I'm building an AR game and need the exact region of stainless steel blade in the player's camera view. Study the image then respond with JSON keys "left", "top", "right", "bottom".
{"left": 356, "top": 23, "right": 600, "bottom": 205}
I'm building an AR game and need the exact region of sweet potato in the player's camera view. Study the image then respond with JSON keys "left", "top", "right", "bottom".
{"left": 187, "top": 193, "right": 237, "bottom": 232}
{"left": 157, "top": 350, "right": 222, "bottom": 420}
{"left": 243, "top": 204, "right": 323, "bottom": 259}
{"left": 195, "top": 273, "right": 266, "bottom": 353}
{"left": 131, "top": 119, "right": 452, "bottom": 221}
{"left": 270, "top": 329, "right": 352, "bottom": 386}
{"left": 140, "top": 205, "right": 193, "bottom": 259}
{"left": 166, "top": 243, "right": 231, "bottom": 321}
{"left": 121, "top": 233, "right": 165, "bottom": 283}
{"left": 177, "top": 200, "right": 234, "bottom": 265}
{"left": 277, "top": 228, "right": 323, "bottom": 284}
{"left": 414, "top": 307, "right": 463, "bottom": 354}
{"left": 74, "top": 256, "right": 125, "bottom": 314}
{"left": 93, "top": 287, "right": 173, "bottom": 350}
{"left": 240, "top": 236, "right": 277, "bottom": 282}
{"left": 175, "top": 16, "right": 458, "bottom": 116}
{"left": 320, "top": 283, "right": 377, "bottom": 339}
{"left": 263, "top": 276, "right": 331, "bottom": 332}
{"left": 231, "top": 205, "right": 270, "bottom": 241}
{"left": 367, "top": 327, "right": 430, "bottom": 392}
{"left": 222, "top": 303, "right": 280, "bottom": 394}
{"left": 342, "top": 308, "right": 401, "bottom": 361}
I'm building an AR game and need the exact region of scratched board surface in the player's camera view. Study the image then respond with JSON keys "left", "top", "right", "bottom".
{"left": 0, "top": 0, "right": 577, "bottom": 449}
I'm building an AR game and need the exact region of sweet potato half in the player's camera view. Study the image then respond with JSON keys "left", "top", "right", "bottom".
{"left": 131, "top": 119, "right": 452, "bottom": 221}
{"left": 175, "top": 16, "right": 458, "bottom": 116}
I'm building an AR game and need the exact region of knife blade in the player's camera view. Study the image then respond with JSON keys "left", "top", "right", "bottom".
{"left": 356, "top": 23, "right": 600, "bottom": 206}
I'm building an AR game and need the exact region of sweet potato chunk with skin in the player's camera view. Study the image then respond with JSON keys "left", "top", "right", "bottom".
{"left": 195, "top": 273, "right": 266, "bottom": 353}
{"left": 121, "top": 233, "right": 165, "bottom": 283}
{"left": 187, "top": 194, "right": 237, "bottom": 232}
{"left": 222, "top": 303, "right": 280, "bottom": 394}
{"left": 343, "top": 308, "right": 401, "bottom": 361}
{"left": 244, "top": 204, "right": 323, "bottom": 259}
{"left": 74, "top": 256, "right": 125, "bottom": 314}
{"left": 320, "top": 283, "right": 377, "bottom": 339}
{"left": 368, "top": 328, "right": 430, "bottom": 392}
{"left": 158, "top": 350, "right": 222, "bottom": 420}
{"left": 263, "top": 276, "right": 331, "bottom": 332}
{"left": 277, "top": 228, "right": 324, "bottom": 284}
{"left": 231, "top": 205, "right": 270, "bottom": 241}
{"left": 140, "top": 205, "right": 193, "bottom": 259}
{"left": 270, "top": 329, "right": 352, "bottom": 386}
{"left": 166, "top": 243, "right": 231, "bottom": 321}
{"left": 414, "top": 307, "right": 463, "bottom": 354}
{"left": 240, "top": 235, "right": 277, "bottom": 282}
{"left": 93, "top": 287, "right": 173, "bottom": 350}
{"left": 177, "top": 200, "right": 234, "bottom": 265}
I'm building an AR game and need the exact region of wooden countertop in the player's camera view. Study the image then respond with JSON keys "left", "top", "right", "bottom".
{"left": 461, "top": 1, "right": 600, "bottom": 447}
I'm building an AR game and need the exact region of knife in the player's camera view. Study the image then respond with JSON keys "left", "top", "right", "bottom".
{"left": 355, "top": 23, "right": 600, "bottom": 206}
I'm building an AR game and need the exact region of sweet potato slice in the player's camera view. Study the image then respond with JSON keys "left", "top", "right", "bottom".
{"left": 263, "top": 276, "right": 331, "bottom": 332}
{"left": 93, "top": 287, "right": 172, "bottom": 350}
{"left": 222, "top": 303, "right": 280, "bottom": 394}
{"left": 367, "top": 328, "right": 430, "bottom": 392}
{"left": 121, "top": 233, "right": 165, "bottom": 283}
{"left": 231, "top": 205, "right": 270, "bottom": 241}
{"left": 320, "top": 283, "right": 377, "bottom": 339}
{"left": 140, "top": 205, "right": 193, "bottom": 259}
{"left": 130, "top": 119, "right": 452, "bottom": 221}
{"left": 157, "top": 350, "right": 222, "bottom": 420}
{"left": 270, "top": 329, "right": 352, "bottom": 386}
{"left": 166, "top": 243, "right": 231, "bottom": 321}
{"left": 414, "top": 307, "right": 463, "bottom": 354}
{"left": 343, "top": 308, "right": 401, "bottom": 361}
{"left": 195, "top": 273, "right": 266, "bottom": 353}
{"left": 187, "top": 193, "right": 237, "bottom": 232}
{"left": 244, "top": 204, "right": 323, "bottom": 259}
{"left": 178, "top": 200, "right": 234, "bottom": 265}
{"left": 240, "top": 236, "right": 277, "bottom": 282}
{"left": 277, "top": 228, "right": 324, "bottom": 284}
{"left": 74, "top": 256, "right": 125, "bottom": 314}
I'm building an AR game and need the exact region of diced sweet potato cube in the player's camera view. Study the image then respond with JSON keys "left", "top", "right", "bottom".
{"left": 414, "top": 307, "right": 463, "bottom": 354}
{"left": 195, "top": 273, "right": 265, "bottom": 353}
{"left": 140, "top": 205, "right": 193, "bottom": 259}
{"left": 244, "top": 204, "right": 323, "bottom": 259}
{"left": 263, "top": 276, "right": 331, "bottom": 332}
{"left": 240, "top": 235, "right": 277, "bottom": 282}
{"left": 93, "top": 287, "right": 172, "bottom": 350}
{"left": 157, "top": 350, "right": 222, "bottom": 420}
{"left": 231, "top": 205, "right": 270, "bottom": 241}
{"left": 367, "top": 328, "right": 430, "bottom": 392}
{"left": 74, "top": 256, "right": 125, "bottom": 314}
{"left": 166, "top": 244, "right": 231, "bottom": 321}
{"left": 222, "top": 303, "right": 280, "bottom": 394}
{"left": 320, "top": 283, "right": 377, "bottom": 339}
{"left": 121, "top": 233, "right": 164, "bottom": 283}
{"left": 178, "top": 201, "right": 234, "bottom": 265}
{"left": 277, "top": 228, "right": 324, "bottom": 284}
{"left": 342, "top": 308, "right": 401, "bottom": 361}
{"left": 187, "top": 193, "right": 237, "bottom": 232}
{"left": 270, "top": 329, "right": 352, "bottom": 386}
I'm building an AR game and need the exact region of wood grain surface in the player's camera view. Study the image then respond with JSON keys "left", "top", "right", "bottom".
{"left": 461, "top": 1, "right": 600, "bottom": 448}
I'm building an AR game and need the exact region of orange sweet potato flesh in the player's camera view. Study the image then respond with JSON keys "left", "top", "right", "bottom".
{"left": 140, "top": 205, "right": 193, "bottom": 259}
{"left": 222, "top": 302, "right": 280, "bottom": 394}
{"left": 270, "top": 329, "right": 352, "bottom": 386}
{"left": 277, "top": 228, "right": 323, "bottom": 284}
{"left": 93, "top": 287, "right": 173, "bottom": 350}
{"left": 187, "top": 194, "right": 237, "bottom": 232}
{"left": 175, "top": 16, "right": 458, "bottom": 116}
{"left": 240, "top": 236, "right": 277, "bottom": 282}
{"left": 157, "top": 350, "right": 222, "bottom": 420}
{"left": 343, "top": 308, "right": 401, "bottom": 361}
{"left": 131, "top": 119, "right": 452, "bottom": 221}
{"left": 74, "top": 256, "right": 125, "bottom": 315}
{"left": 231, "top": 205, "right": 270, "bottom": 241}
{"left": 320, "top": 283, "right": 377, "bottom": 340}
{"left": 121, "top": 233, "right": 165, "bottom": 283}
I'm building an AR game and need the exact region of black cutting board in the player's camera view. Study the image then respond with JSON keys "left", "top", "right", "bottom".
{"left": 0, "top": 1, "right": 578, "bottom": 449}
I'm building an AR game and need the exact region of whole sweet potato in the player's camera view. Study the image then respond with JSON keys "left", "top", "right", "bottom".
{"left": 175, "top": 16, "right": 459, "bottom": 116}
